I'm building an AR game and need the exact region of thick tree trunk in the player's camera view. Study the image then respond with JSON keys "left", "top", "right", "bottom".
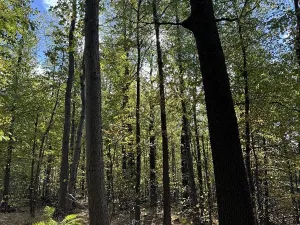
{"left": 29, "top": 114, "right": 39, "bottom": 217}
{"left": 182, "top": 1, "right": 255, "bottom": 224}
{"left": 66, "top": 60, "right": 86, "bottom": 212}
{"left": 57, "top": 0, "right": 77, "bottom": 216}
{"left": 84, "top": 0, "right": 109, "bottom": 224}
{"left": 134, "top": 1, "right": 142, "bottom": 223}
{"left": 152, "top": 1, "right": 171, "bottom": 224}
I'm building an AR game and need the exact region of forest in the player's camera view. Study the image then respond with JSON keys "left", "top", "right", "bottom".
{"left": 0, "top": 0, "right": 299, "bottom": 224}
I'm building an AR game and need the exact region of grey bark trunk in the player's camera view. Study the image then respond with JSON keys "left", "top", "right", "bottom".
{"left": 84, "top": 0, "right": 109, "bottom": 223}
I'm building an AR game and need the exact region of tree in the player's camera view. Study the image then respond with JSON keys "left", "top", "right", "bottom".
{"left": 84, "top": 0, "right": 109, "bottom": 224}
{"left": 56, "top": 0, "right": 77, "bottom": 216}
{"left": 182, "top": 0, "right": 255, "bottom": 224}
{"left": 152, "top": 0, "right": 171, "bottom": 224}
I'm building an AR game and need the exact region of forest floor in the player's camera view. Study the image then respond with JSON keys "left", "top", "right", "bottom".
{"left": 0, "top": 205, "right": 216, "bottom": 224}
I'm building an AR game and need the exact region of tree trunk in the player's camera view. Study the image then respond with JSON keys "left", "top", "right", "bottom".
{"left": 182, "top": 1, "right": 255, "bottom": 224}
{"left": 29, "top": 114, "right": 39, "bottom": 217}
{"left": 193, "top": 86, "right": 204, "bottom": 217}
{"left": 237, "top": 19, "right": 255, "bottom": 206}
{"left": 263, "top": 138, "right": 270, "bottom": 225}
{"left": 149, "top": 59, "right": 157, "bottom": 207}
{"left": 43, "top": 152, "right": 53, "bottom": 204}
{"left": 152, "top": 0, "right": 171, "bottom": 224}
{"left": 1, "top": 110, "right": 15, "bottom": 209}
{"left": 134, "top": 1, "right": 142, "bottom": 223}
{"left": 294, "top": 0, "right": 300, "bottom": 67}
{"left": 57, "top": 0, "right": 77, "bottom": 216}
{"left": 66, "top": 59, "right": 86, "bottom": 212}
{"left": 32, "top": 89, "right": 59, "bottom": 217}
{"left": 70, "top": 100, "right": 76, "bottom": 159}
{"left": 202, "top": 136, "right": 212, "bottom": 225}
{"left": 84, "top": 0, "right": 109, "bottom": 223}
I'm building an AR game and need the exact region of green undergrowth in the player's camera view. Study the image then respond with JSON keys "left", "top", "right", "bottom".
{"left": 33, "top": 206, "right": 83, "bottom": 225}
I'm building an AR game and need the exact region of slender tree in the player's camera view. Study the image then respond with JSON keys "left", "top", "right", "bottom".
{"left": 152, "top": 0, "right": 171, "bottom": 224}
{"left": 134, "top": 0, "right": 142, "bottom": 223}
{"left": 57, "top": 0, "right": 77, "bottom": 216}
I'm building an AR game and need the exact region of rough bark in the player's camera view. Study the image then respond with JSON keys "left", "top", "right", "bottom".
{"left": 84, "top": 0, "right": 109, "bottom": 223}
{"left": 66, "top": 59, "right": 86, "bottom": 212}
{"left": 182, "top": 1, "right": 255, "bottom": 224}
{"left": 152, "top": 0, "right": 171, "bottom": 223}
{"left": 134, "top": 1, "right": 142, "bottom": 223}
{"left": 57, "top": 0, "right": 77, "bottom": 216}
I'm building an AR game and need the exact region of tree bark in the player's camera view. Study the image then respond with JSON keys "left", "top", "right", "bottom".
{"left": 66, "top": 59, "right": 86, "bottom": 212}
{"left": 29, "top": 114, "right": 39, "bottom": 217}
{"left": 202, "top": 136, "right": 212, "bottom": 225}
{"left": 149, "top": 57, "right": 157, "bottom": 208}
{"left": 134, "top": 0, "right": 142, "bottom": 223}
{"left": 193, "top": 85, "right": 204, "bottom": 217}
{"left": 152, "top": 0, "right": 171, "bottom": 224}
{"left": 182, "top": 1, "right": 255, "bottom": 224}
{"left": 294, "top": 0, "right": 300, "bottom": 68}
{"left": 237, "top": 19, "right": 255, "bottom": 206}
{"left": 57, "top": 0, "right": 77, "bottom": 216}
{"left": 84, "top": 0, "right": 109, "bottom": 223}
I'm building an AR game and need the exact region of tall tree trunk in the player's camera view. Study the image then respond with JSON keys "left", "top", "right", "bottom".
{"left": 80, "top": 147, "right": 85, "bottom": 199}
{"left": 175, "top": 7, "right": 199, "bottom": 223}
{"left": 152, "top": 0, "right": 171, "bottom": 224}
{"left": 70, "top": 100, "right": 76, "bottom": 158}
{"left": 43, "top": 152, "right": 54, "bottom": 204}
{"left": 84, "top": 0, "right": 109, "bottom": 223}
{"left": 263, "top": 138, "right": 270, "bottom": 225}
{"left": 1, "top": 108, "right": 15, "bottom": 208}
{"left": 32, "top": 89, "right": 60, "bottom": 217}
{"left": 66, "top": 59, "right": 86, "bottom": 212}
{"left": 182, "top": 1, "right": 255, "bottom": 224}
{"left": 135, "top": 1, "right": 142, "bottom": 223}
{"left": 29, "top": 114, "right": 39, "bottom": 217}
{"left": 294, "top": 0, "right": 300, "bottom": 67}
{"left": 57, "top": 0, "right": 77, "bottom": 216}
{"left": 202, "top": 136, "right": 212, "bottom": 225}
{"left": 149, "top": 60, "right": 157, "bottom": 207}
{"left": 237, "top": 19, "right": 255, "bottom": 206}
{"left": 252, "top": 141, "right": 262, "bottom": 223}
{"left": 193, "top": 85, "right": 204, "bottom": 217}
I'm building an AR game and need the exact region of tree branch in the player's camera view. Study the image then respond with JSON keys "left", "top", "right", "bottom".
{"left": 215, "top": 17, "right": 238, "bottom": 22}
{"left": 270, "top": 101, "right": 300, "bottom": 113}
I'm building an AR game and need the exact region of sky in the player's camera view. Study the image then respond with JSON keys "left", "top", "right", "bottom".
{"left": 31, "top": 0, "right": 58, "bottom": 12}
